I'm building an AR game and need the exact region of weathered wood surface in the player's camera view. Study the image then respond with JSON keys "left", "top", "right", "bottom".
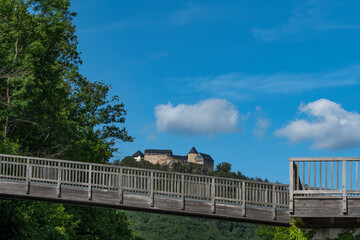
{"left": 0, "top": 153, "right": 290, "bottom": 226}
{"left": 290, "top": 157, "right": 360, "bottom": 227}
{"left": 293, "top": 197, "right": 360, "bottom": 227}
{"left": 0, "top": 180, "right": 289, "bottom": 226}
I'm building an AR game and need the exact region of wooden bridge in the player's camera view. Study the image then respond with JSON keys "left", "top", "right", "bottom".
{"left": 0, "top": 154, "right": 290, "bottom": 226}
{"left": 1, "top": 153, "right": 360, "bottom": 228}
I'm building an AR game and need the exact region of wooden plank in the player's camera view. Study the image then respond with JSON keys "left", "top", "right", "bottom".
{"left": 357, "top": 162, "right": 359, "bottom": 191}
{"left": 211, "top": 178, "right": 215, "bottom": 213}
{"left": 57, "top": 162, "right": 61, "bottom": 197}
{"left": 331, "top": 162, "right": 333, "bottom": 190}
{"left": 181, "top": 175, "right": 185, "bottom": 210}
{"left": 272, "top": 185, "right": 276, "bottom": 220}
{"left": 150, "top": 171, "right": 154, "bottom": 207}
{"left": 342, "top": 160, "right": 347, "bottom": 214}
{"left": 26, "top": 158, "right": 30, "bottom": 194}
{"left": 242, "top": 181, "right": 246, "bottom": 217}
{"left": 88, "top": 165, "right": 92, "bottom": 200}
{"left": 289, "top": 161, "right": 294, "bottom": 213}
{"left": 119, "top": 168, "right": 123, "bottom": 203}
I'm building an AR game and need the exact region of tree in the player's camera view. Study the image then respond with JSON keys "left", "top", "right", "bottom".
{"left": 0, "top": 0, "right": 133, "bottom": 162}
{"left": 215, "top": 162, "right": 232, "bottom": 173}
{"left": 0, "top": 1, "right": 138, "bottom": 239}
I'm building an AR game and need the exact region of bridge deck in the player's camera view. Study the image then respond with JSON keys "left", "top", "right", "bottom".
{"left": 0, "top": 154, "right": 290, "bottom": 226}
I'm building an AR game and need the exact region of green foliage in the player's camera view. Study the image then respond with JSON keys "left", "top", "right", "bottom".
{"left": 125, "top": 211, "right": 258, "bottom": 240}
{"left": 0, "top": 200, "right": 78, "bottom": 240}
{"left": 66, "top": 206, "right": 142, "bottom": 240}
{"left": 255, "top": 219, "right": 313, "bottom": 240}
{"left": 0, "top": 0, "right": 132, "bottom": 162}
{"left": 0, "top": 0, "right": 139, "bottom": 239}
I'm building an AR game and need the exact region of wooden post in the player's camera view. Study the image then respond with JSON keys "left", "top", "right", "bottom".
{"left": 181, "top": 175, "right": 185, "bottom": 210}
{"left": 57, "top": 162, "right": 61, "bottom": 197}
{"left": 88, "top": 165, "right": 92, "bottom": 200}
{"left": 118, "top": 168, "right": 123, "bottom": 204}
{"left": 289, "top": 160, "right": 294, "bottom": 214}
{"left": 342, "top": 160, "right": 347, "bottom": 214}
{"left": 211, "top": 177, "right": 216, "bottom": 214}
{"left": 150, "top": 171, "right": 154, "bottom": 207}
{"left": 272, "top": 184, "right": 277, "bottom": 220}
{"left": 26, "top": 158, "right": 31, "bottom": 194}
{"left": 242, "top": 181, "right": 246, "bottom": 217}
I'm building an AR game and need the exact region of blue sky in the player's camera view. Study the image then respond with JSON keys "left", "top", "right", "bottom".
{"left": 70, "top": 0, "right": 360, "bottom": 183}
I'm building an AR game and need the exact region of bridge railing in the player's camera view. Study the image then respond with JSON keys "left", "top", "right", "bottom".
{"left": 289, "top": 157, "right": 360, "bottom": 213}
{"left": 0, "top": 154, "right": 288, "bottom": 212}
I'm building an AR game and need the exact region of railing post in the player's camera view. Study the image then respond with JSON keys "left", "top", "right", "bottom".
{"left": 242, "top": 181, "right": 246, "bottom": 217}
{"left": 118, "top": 168, "right": 123, "bottom": 204}
{"left": 150, "top": 171, "right": 154, "bottom": 207}
{"left": 181, "top": 175, "right": 185, "bottom": 210}
{"left": 26, "top": 158, "right": 31, "bottom": 194}
{"left": 88, "top": 165, "right": 92, "bottom": 200}
{"left": 211, "top": 177, "right": 216, "bottom": 214}
{"left": 342, "top": 160, "right": 347, "bottom": 214}
{"left": 0, "top": 156, "right": 2, "bottom": 176}
{"left": 272, "top": 184, "right": 277, "bottom": 220}
{"left": 57, "top": 161, "right": 61, "bottom": 197}
{"left": 289, "top": 159, "right": 294, "bottom": 214}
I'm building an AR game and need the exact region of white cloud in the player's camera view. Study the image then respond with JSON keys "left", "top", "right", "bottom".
{"left": 252, "top": 0, "right": 360, "bottom": 41}
{"left": 184, "top": 65, "right": 360, "bottom": 98}
{"left": 275, "top": 99, "right": 360, "bottom": 150}
{"left": 154, "top": 99, "right": 239, "bottom": 136}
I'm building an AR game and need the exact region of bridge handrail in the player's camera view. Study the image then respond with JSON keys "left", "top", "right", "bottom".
{"left": 289, "top": 157, "right": 360, "bottom": 213}
{"left": 0, "top": 154, "right": 288, "bottom": 186}
{"left": 0, "top": 153, "right": 289, "bottom": 210}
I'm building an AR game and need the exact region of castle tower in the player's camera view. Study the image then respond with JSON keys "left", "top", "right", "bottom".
{"left": 187, "top": 147, "right": 198, "bottom": 163}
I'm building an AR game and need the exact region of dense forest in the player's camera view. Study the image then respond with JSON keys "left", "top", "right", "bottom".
{"left": 0, "top": 0, "right": 354, "bottom": 239}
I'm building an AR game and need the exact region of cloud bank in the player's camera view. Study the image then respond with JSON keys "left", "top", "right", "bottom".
{"left": 275, "top": 99, "right": 360, "bottom": 150}
{"left": 155, "top": 99, "right": 239, "bottom": 136}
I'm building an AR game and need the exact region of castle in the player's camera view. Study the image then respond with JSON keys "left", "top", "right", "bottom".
{"left": 132, "top": 147, "right": 214, "bottom": 172}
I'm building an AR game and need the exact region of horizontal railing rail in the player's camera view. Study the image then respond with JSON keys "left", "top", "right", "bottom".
{"left": 289, "top": 157, "right": 360, "bottom": 213}
{"left": 0, "top": 154, "right": 289, "bottom": 214}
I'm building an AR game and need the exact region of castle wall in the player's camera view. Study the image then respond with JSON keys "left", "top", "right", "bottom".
{"left": 187, "top": 153, "right": 197, "bottom": 163}
{"left": 145, "top": 154, "right": 170, "bottom": 164}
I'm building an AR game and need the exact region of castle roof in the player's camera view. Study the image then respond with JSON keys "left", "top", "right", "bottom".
{"left": 173, "top": 155, "right": 187, "bottom": 161}
{"left": 145, "top": 149, "right": 173, "bottom": 155}
{"left": 132, "top": 150, "right": 144, "bottom": 158}
{"left": 198, "top": 153, "right": 214, "bottom": 162}
{"left": 188, "top": 147, "right": 198, "bottom": 154}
